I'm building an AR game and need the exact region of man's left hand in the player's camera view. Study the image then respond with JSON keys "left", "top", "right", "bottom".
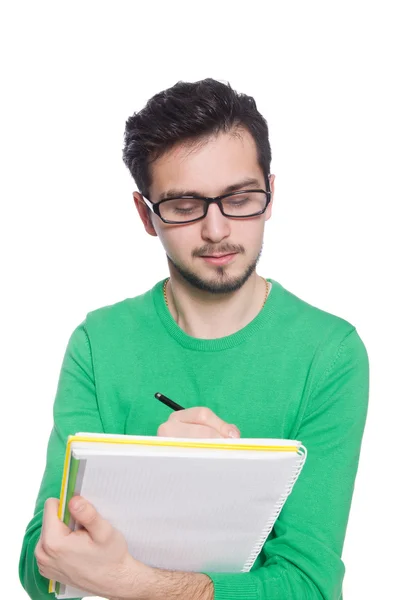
{"left": 34, "top": 496, "right": 150, "bottom": 598}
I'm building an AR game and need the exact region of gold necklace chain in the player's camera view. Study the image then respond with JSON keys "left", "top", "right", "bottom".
{"left": 163, "top": 277, "right": 269, "bottom": 308}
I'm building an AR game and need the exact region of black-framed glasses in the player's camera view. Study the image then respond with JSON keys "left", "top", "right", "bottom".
{"left": 141, "top": 176, "right": 272, "bottom": 224}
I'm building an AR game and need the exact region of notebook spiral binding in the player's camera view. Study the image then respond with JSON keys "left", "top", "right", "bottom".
{"left": 242, "top": 444, "right": 308, "bottom": 572}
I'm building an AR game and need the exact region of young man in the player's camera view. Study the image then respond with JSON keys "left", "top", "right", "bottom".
{"left": 19, "top": 78, "right": 369, "bottom": 599}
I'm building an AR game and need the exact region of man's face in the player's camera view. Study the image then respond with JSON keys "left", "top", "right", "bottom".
{"left": 134, "top": 127, "right": 274, "bottom": 293}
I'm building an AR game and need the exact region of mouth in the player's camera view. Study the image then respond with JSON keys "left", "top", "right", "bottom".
{"left": 199, "top": 253, "right": 237, "bottom": 265}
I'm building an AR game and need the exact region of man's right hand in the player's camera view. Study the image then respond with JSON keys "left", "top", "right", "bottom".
{"left": 157, "top": 407, "right": 241, "bottom": 439}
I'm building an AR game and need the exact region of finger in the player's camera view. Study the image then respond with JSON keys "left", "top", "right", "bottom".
{"left": 34, "top": 535, "right": 47, "bottom": 565}
{"left": 158, "top": 422, "right": 228, "bottom": 439}
{"left": 41, "top": 498, "right": 70, "bottom": 552}
{"left": 168, "top": 407, "right": 240, "bottom": 438}
{"left": 68, "top": 496, "right": 113, "bottom": 544}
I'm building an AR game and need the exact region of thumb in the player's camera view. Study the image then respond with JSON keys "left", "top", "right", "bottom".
{"left": 69, "top": 496, "right": 112, "bottom": 544}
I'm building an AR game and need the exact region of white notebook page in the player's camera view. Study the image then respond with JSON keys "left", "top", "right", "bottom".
{"left": 56, "top": 442, "right": 305, "bottom": 598}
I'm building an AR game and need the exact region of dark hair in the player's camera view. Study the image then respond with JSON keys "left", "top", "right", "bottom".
{"left": 122, "top": 78, "right": 272, "bottom": 198}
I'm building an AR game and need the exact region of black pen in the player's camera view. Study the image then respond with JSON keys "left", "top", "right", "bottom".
{"left": 155, "top": 392, "right": 185, "bottom": 411}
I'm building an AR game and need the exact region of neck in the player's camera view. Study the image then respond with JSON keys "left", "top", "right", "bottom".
{"left": 165, "top": 271, "right": 270, "bottom": 339}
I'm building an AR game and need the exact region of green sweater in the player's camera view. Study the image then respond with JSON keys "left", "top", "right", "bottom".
{"left": 19, "top": 277, "right": 369, "bottom": 600}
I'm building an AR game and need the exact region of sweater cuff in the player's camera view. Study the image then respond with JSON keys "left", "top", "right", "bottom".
{"left": 203, "top": 572, "right": 259, "bottom": 600}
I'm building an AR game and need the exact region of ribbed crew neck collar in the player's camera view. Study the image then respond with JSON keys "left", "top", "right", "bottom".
{"left": 152, "top": 277, "right": 280, "bottom": 352}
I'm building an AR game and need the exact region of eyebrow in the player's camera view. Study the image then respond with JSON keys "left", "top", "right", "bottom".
{"left": 158, "top": 177, "right": 263, "bottom": 201}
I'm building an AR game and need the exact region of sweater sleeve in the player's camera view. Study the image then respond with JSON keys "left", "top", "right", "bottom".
{"left": 204, "top": 327, "right": 370, "bottom": 600}
{"left": 18, "top": 323, "right": 105, "bottom": 600}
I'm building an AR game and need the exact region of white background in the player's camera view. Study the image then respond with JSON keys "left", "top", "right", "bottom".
{"left": 1, "top": 1, "right": 396, "bottom": 598}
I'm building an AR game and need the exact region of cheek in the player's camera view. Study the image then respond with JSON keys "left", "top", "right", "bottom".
{"left": 158, "top": 220, "right": 264, "bottom": 258}
{"left": 158, "top": 228, "right": 197, "bottom": 259}
{"left": 236, "top": 221, "right": 265, "bottom": 247}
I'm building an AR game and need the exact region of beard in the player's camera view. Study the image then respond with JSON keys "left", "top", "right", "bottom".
{"left": 166, "top": 243, "right": 263, "bottom": 294}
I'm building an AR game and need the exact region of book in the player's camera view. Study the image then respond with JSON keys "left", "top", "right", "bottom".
{"left": 49, "top": 432, "right": 307, "bottom": 598}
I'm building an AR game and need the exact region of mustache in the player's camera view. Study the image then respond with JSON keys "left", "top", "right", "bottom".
{"left": 193, "top": 244, "right": 245, "bottom": 257}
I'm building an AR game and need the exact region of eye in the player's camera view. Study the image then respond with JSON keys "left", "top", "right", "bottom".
{"left": 172, "top": 200, "right": 202, "bottom": 214}
{"left": 160, "top": 198, "right": 206, "bottom": 221}
{"left": 221, "top": 192, "right": 267, "bottom": 216}
{"left": 224, "top": 197, "right": 250, "bottom": 206}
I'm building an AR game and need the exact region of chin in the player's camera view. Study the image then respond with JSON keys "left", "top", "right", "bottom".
{"left": 172, "top": 261, "right": 258, "bottom": 295}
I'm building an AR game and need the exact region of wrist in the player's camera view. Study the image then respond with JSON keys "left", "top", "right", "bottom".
{"left": 111, "top": 555, "right": 154, "bottom": 600}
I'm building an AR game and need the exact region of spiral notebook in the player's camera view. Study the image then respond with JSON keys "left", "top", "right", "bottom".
{"left": 49, "top": 432, "right": 307, "bottom": 598}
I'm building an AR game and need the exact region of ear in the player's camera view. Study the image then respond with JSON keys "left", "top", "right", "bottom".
{"left": 133, "top": 192, "right": 158, "bottom": 237}
{"left": 269, "top": 173, "right": 275, "bottom": 194}
{"left": 265, "top": 174, "right": 275, "bottom": 221}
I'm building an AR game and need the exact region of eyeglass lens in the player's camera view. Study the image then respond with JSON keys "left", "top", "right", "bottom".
{"left": 159, "top": 191, "right": 267, "bottom": 222}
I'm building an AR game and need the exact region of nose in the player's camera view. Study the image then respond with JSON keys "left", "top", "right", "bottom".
{"left": 200, "top": 202, "right": 231, "bottom": 243}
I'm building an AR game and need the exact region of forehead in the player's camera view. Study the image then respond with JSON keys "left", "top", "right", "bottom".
{"left": 149, "top": 127, "right": 264, "bottom": 199}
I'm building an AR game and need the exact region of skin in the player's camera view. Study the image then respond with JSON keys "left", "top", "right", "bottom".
{"left": 36, "top": 126, "right": 276, "bottom": 599}
{"left": 134, "top": 126, "right": 275, "bottom": 339}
